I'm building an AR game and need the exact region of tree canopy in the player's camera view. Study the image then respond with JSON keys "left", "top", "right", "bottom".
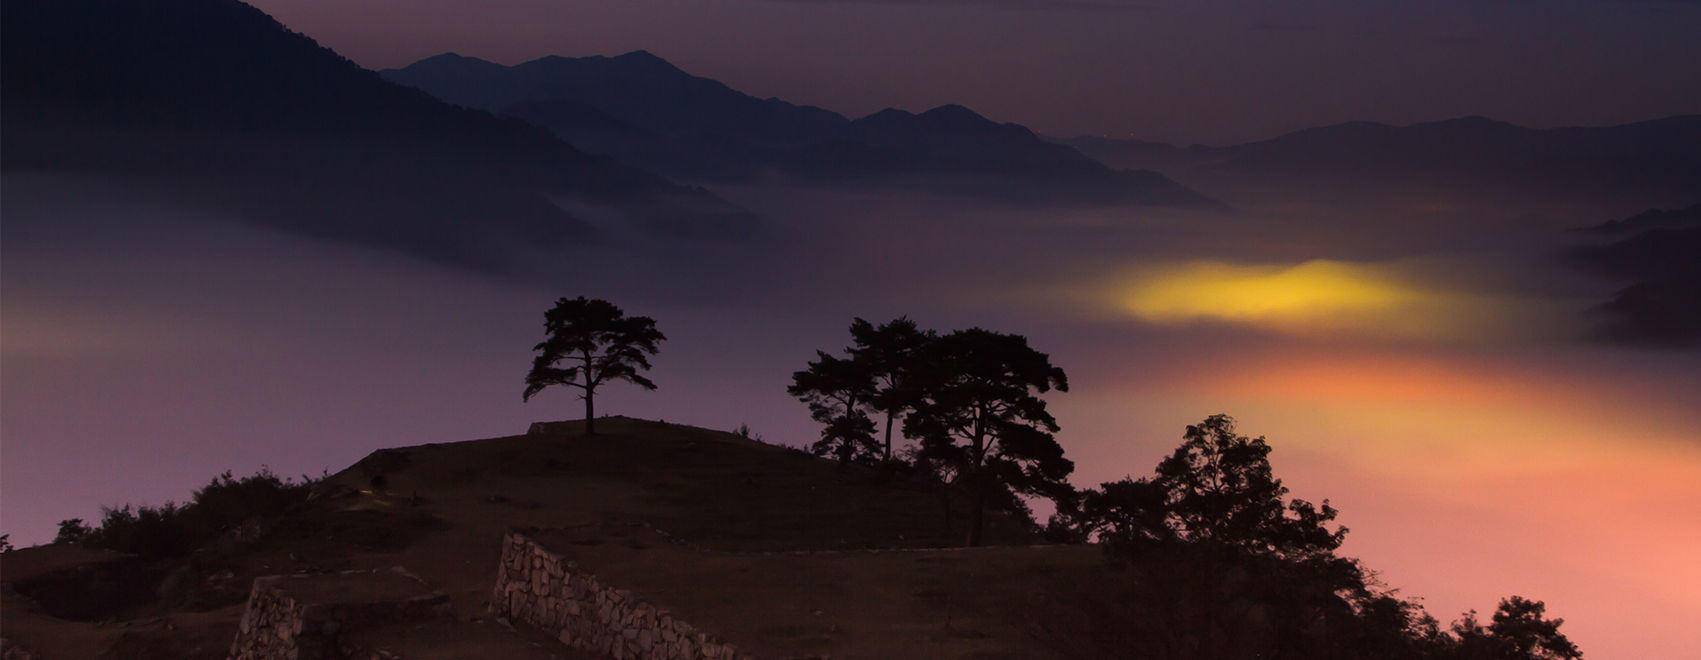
{"left": 788, "top": 351, "right": 881, "bottom": 467}
{"left": 523, "top": 297, "right": 665, "bottom": 436}
{"left": 789, "top": 316, "right": 936, "bottom": 467}
{"left": 1053, "top": 414, "right": 1347, "bottom": 558}
{"left": 906, "top": 328, "right": 1072, "bottom": 546}
{"left": 1450, "top": 598, "right": 1583, "bottom": 660}
{"left": 1038, "top": 415, "right": 1582, "bottom": 660}
{"left": 1153, "top": 414, "right": 1347, "bottom": 558}
{"left": 847, "top": 317, "right": 935, "bottom": 461}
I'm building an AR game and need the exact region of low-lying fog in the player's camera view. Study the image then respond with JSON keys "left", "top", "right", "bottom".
{"left": 4, "top": 173, "right": 1697, "bottom": 658}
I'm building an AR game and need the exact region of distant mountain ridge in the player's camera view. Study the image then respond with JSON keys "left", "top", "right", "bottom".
{"left": 1568, "top": 205, "right": 1701, "bottom": 348}
{"left": 1059, "top": 116, "right": 1701, "bottom": 206}
{"left": 382, "top": 53, "right": 1214, "bottom": 207}
{"left": 1585, "top": 202, "right": 1701, "bottom": 234}
{"left": 388, "top": 51, "right": 849, "bottom": 150}
{"left": 2, "top": 0, "right": 759, "bottom": 270}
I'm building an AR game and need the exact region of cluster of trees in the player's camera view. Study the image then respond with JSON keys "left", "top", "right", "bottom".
{"left": 517, "top": 304, "right": 1070, "bottom": 547}
{"left": 789, "top": 318, "right": 1073, "bottom": 547}
{"left": 1033, "top": 414, "right": 1582, "bottom": 660}
{"left": 53, "top": 468, "right": 319, "bottom": 560}
{"left": 36, "top": 299, "right": 1583, "bottom": 660}
{"left": 516, "top": 301, "right": 1582, "bottom": 659}
{"left": 790, "top": 318, "right": 1581, "bottom": 660}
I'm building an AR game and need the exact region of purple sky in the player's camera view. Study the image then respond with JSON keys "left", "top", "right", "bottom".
{"left": 250, "top": 0, "right": 1701, "bottom": 144}
{"left": 5, "top": 2, "right": 1701, "bottom": 658}
{"left": 7, "top": 173, "right": 1700, "bottom": 658}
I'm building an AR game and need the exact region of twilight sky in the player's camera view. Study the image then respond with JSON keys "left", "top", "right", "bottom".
{"left": 4, "top": 1, "right": 1701, "bottom": 659}
{"left": 7, "top": 173, "right": 1700, "bottom": 659}
{"left": 248, "top": 0, "right": 1701, "bottom": 144}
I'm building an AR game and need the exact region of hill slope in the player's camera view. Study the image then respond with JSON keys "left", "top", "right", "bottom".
{"left": 2, "top": 0, "right": 759, "bottom": 270}
{"left": 0, "top": 417, "right": 1070, "bottom": 660}
{"left": 383, "top": 52, "right": 1214, "bottom": 207}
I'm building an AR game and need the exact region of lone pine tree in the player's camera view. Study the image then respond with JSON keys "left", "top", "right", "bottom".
{"left": 523, "top": 297, "right": 665, "bottom": 435}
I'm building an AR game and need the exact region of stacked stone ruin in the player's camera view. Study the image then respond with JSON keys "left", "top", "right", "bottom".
{"left": 491, "top": 530, "right": 754, "bottom": 660}
{"left": 226, "top": 568, "right": 454, "bottom": 660}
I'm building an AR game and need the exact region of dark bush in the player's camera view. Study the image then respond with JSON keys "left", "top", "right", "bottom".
{"left": 54, "top": 467, "right": 319, "bottom": 560}
{"left": 190, "top": 468, "right": 316, "bottom": 534}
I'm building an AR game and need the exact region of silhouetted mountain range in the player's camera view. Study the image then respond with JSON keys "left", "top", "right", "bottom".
{"left": 2, "top": 0, "right": 758, "bottom": 270}
{"left": 382, "top": 53, "right": 1212, "bottom": 207}
{"left": 1061, "top": 116, "right": 1701, "bottom": 206}
{"left": 1584, "top": 202, "right": 1701, "bottom": 234}
{"left": 1569, "top": 204, "right": 1701, "bottom": 348}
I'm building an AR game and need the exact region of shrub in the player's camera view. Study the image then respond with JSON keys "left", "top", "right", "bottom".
{"left": 53, "top": 467, "right": 320, "bottom": 560}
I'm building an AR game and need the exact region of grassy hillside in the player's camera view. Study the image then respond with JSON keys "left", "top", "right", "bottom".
{"left": 1, "top": 417, "right": 1077, "bottom": 660}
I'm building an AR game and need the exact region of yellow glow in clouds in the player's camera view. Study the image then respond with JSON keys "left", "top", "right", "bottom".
{"left": 1128, "top": 260, "right": 1410, "bottom": 321}
{"left": 1112, "top": 260, "right": 1542, "bottom": 341}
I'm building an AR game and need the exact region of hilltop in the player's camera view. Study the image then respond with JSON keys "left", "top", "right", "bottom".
{"left": 3, "top": 415, "right": 1590, "bottom": 660}
{"left": 1, "top": 417, "right": 1080, "bottom": 660}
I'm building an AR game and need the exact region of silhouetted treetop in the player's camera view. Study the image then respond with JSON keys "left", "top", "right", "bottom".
{"left": 906, "top": 328, "right": 1072, "bottom": 546}
{"left": 1151, "top": 414, "right": 1346, "bottom": 558}
{"left": 524, "top": 297, "right": 665, "bottom": 436}
{"left": 788, "top": 351, "right": 881, "bottom": 468}
{"left": 847, "top": 316, "right": 935, "bottom": 461}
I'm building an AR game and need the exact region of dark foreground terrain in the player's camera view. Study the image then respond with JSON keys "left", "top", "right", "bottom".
{"left": 2, "top": 417, "right": 1080, "bottom": 660}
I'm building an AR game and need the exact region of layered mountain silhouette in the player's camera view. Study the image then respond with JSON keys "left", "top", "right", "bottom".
{"left": 381, "top": 53, "right": 1212, "bottom": 207}
{"left": 1584, "top": 202, "right": 1701, "bottom": 234}
{"left": 1569, "top": 204, "right": 1701, "bottom": 348}
{"left": 2, "top": 0, "right": 759, "bottom": 270}
{"left": 1061, "top": 116, "right": 1701, "bottom": 206}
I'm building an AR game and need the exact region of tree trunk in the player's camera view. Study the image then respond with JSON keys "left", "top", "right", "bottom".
{"left": 967, "top": 484, "right": 985, "bottom": 547}
{"left": 584, "top": 389, "right": 596, "bottom": 435}
{"left": 967, "top": 419, "right": 987, "bottom": 547}
{"left": 883, "top": 410, "right": 896, "bottom": 462}
{"left": 940, "top": 479, "right": 953, "bottom": 538}
{"left": 583, "top": 351, "right": 596, "bottom": 436}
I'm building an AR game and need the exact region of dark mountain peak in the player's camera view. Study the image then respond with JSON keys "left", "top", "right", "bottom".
{"left": 856, "top": 104, "right": 1017, "bottom": 137}
{"left": 859, "top": 108, "right": 917, "bottom": 121}
{"left": 613, "top": 49, "right": 667, "bottom": 64}
{"left": 5, "top": 0, "right": 759, "bottom": 270}
{"left": 8, "top": 0, "right": 527, "bottom": 146}
{"left": 528, "top": 50, "right": 691, "bottom": 80}
{"left": 1587, "top": 202, "right": 1701, "bottom": 234}
{"left": 416, "top": 52, "right": 484, "bottom": 65}
{"left": 386, "top": 51, "right": 850, "bottom": 148}
{"left": 383, "top": 49, "right": 1210, "bottom": 207}
{"left": 844, "top": 104, "right": 1107, "bottom": 178}
{"left": 919, "top": 103, "right": 990, "bottom": 122}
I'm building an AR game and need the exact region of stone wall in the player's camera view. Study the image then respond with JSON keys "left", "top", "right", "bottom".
{"left": 491, "top": 530, "right": 754, "bottom": 660}
{"left": 227, "top": 567, "right": 454, "bottom": 660}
